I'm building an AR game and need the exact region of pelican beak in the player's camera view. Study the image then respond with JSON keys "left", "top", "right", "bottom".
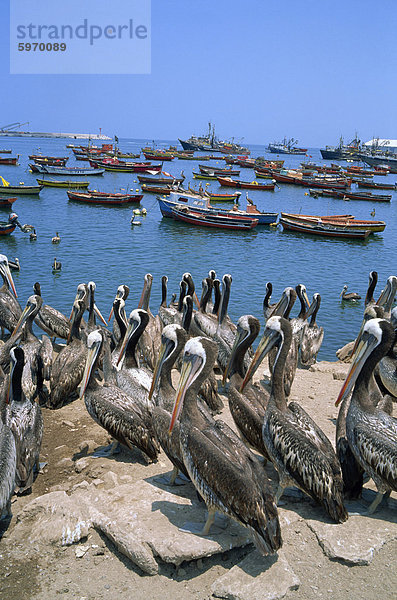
{"left": 169, "top": 352, "right": 202, "bottom": 435}
{"left": 117, "top": 318, "right": 138, "bottom": 366}
{"left": 67, "top": 303, "right": 79, "bottom": 343}
{"left": 271, "top": 290, "right": 289, "bottom": 317}
{"left": 12, "top": 302, "right": 33, "bottom": 336}
{"left": 94, "top": 304, "right": 107, "bottom": 325}
{"left": 240, "top": 328, "right": 279, "bottom": 392}
{"left": 108, "top": 306, "right": 114, "bottom": 322}
{"left": 193, "top": 291, "right": 200, "bottom": 309}
{"left": 303, "top": 289, "right": 310, "bottom": 308}
{"left": 335, "top": 332, "right": 379, "bottom": 406}
{"left": 79, "top": 341, "right": 100, "bottom": 399}
{"left": 148, "top": 337, "right": 173, "bottom": 401}
{"left": 3, "top": 262, "right": 17, "bottom": 298}
{"left": 222, "top": 325, "right": 247, "bottom": 386}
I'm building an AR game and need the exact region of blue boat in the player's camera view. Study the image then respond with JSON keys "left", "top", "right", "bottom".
{"left": 157, "top": 192, "right": 278, "bottom": 225}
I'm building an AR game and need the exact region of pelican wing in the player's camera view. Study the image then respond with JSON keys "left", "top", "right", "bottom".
{"left": 353, "top": 419, "right": 397, "bottom": 490}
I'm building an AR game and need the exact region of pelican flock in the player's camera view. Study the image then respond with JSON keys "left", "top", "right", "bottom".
{"left": 0, "top": 255, "right": 396, "bottom": 566}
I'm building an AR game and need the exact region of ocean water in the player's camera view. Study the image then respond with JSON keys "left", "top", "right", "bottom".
{"left": 0, "top": 137, "right": 395, "bottom": 360}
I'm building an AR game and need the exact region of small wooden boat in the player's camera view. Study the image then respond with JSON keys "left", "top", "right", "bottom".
{"left": 0, "top": 196, "right": 17, "bottom": 207}
{"left": 0, "top": 156, "right": 19, "bottom": 165}
{"left": 141, "top": 183, "right": 174, "bottom": 195}
{"left": 170, "top": 205, "right": 259, "bottom": 230}
{"left": 29, "top": 154, "right": 69, "bottom": 161}
{"left": 30, "top": 164, "right": 105, "bottom": 176}
{"left": 199, "top": 165, "right": 240, "bottom": 176}
{"left": 0, "top": 183, "right": 43, "bottom": 195}
{"left": 0, "top": 213, "right": 20, "bottom": 235}
{"left": 217, "top": 176, "right": 276, "bottom": 190}
{"left": 67, "top": 190, "right": 143, "bottom": 205}
{"left": 36, "top": 178, "right": 90, "bottom": 189}
{"left": 90, "top": 159, "right": 162, "bottom": 173}
{"left": 137, "top": 173, "right": 185, "bottom": 185}
{"left": 0, "top": 149, "right": 12, "bottom": 154}
{"left": 272, "top": 171, "right": 350, "bottom": 189}
{"left": 193, "top": 172, "right": 219, "bottom": 180}
{"left": 34, "top": 157, "right": 68, "bottom": 166}
{"left": 342, "top": 190, "right": 392, "bottom": 202}
{"left": 142, "top": 151, "right": 174, "bottom": 161}
{"left": 279, "top": 216, "right": 371, "bottom": 239}
{"left": 356, "top": 180, "right": 396, "bottom": 190}
{"left": 205, "top": 191, "right": 242, "bottom": 201}
{"left": 281, "top": 212, "right": 386, "bottom": 233}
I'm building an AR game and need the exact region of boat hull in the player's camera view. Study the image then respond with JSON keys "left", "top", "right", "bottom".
{"left": 217, "top": 177, "right": 275, "bottom": 190}
{"left": 36, "top": 178, "right": 90, "bottom": 188}
{"left": 0, "top": 185, "right": 42, "bottom": 195}
{"left": 171, "top": 207, "right": 258, "bottom": 230}
{"left": 279, "top": 217, "right": 370, "bottom": 239}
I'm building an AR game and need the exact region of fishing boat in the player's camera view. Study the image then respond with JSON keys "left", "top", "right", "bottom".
{"left": 0, "top": 213, "right": 22, "bottom": 235}
{"left": 199, "top": 165, "right": 240, "bottom": 176}
{"left": 320, "top": 136, "right": 362, "bottom": 160}
{"left": 356, "top": 180, "right": 396, "bottom": 190}
{"left": 193, "top": 172, "right": 219, "bottom": 180}
{"left": 142, "top": 151, "right": 174, "bottom": 161}
{"left": 361, "top": 154, "right": 397, "bottom": 170}
{"left": 36, "top": 178, "right": 90, "bottom": 189}
{"left": 217, "top": 176, "right": 276, "bottom": 190}
{"left": 0, "top": 196, "right": 17, "bottom": 207}
{"left": 141, "top": 184, "right": 175, "bottom": 195}
{"left": 33, "top": 157, "right": 68, "bottom": 166}
{"left": 280, "top": 212, "right": 386, "bottom": 233}
{"left": 205, "top": 191, "right": 242, "bottom": 202}
{"left": 137, "top": 172, "right": 185, "bottom": 185}
{"left": 29, "top": 154, "right": 69, "bottom": 161}
{"left": 268, "top": 137, "right": 307, "bottom": 154}
{"left": 67, "top": 190, "right": 143, "bottom": 205}
{"left": 279, "top": 215, "right": 370, "bottom": 239}
{"left": 170, "top": 205, "right": 259, "bottom": 230}
{"left": 158, "top": 193, "right": 278, "bottom": 224}
{"left": 0, "top": 156, "right": 19, "bottom": 165}
{"left": 272, "top": 170, "right": 350, "bottom": 189}
{"left": 90, "top": 159, "right": 162, "bottom": 173}
{"left": 30, "top": 164, "right": 105, "bottom": 176}
{"left": 0, "top": 183, "right": 43, "bottom": 195}
{"left": 343, "top": 190, "right": 392, "bottom": 202}
{"left": 0, "top": 149, "right": 12, "bottom": 154}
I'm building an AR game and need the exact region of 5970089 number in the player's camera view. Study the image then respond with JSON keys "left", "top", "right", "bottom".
{"left": 18, "top": 43, "right": 66, "bottom": 51}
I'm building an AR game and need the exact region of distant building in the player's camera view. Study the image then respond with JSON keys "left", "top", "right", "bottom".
{"left": 364, "top": 138, "right": 397, "bottom": 153}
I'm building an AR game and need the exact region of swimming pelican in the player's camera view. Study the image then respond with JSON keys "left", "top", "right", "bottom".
{"left": 80, "top": 329, "right": 159, "bottom": 462}
{"left": 223, "top": 314, "right": 270, "bottom": 459}
{"left": 49, "top": 293, "right": 88, "bottom": 408}
{"left": 8, "top": 258, "right": 20, "bottom": 271}
{"left": 52, "top": 258, "right": 61, "bottom": 271}
{"left": 340, "top": 285, "right": 361, "bottom": 301}
{"left": 0, "top": 254, "right": 21, "bottom": 336}
{"left": 52, "top": 232, "right": 61, "bottom": 244}
{"left": 33, "top": 282, "right": 70, "bottom": 340}
{"left": 241, "top": 316, "right": 348, "bottom": 523}
{"left": 300, "top": 293, "right": 324, "bottom": 367}
{"left": 4, "top": 346, "right": 43, "bottom": 494}
{"left": 336, "top": 318, "right": 397, "bottom": 513}
{"left": 169, "top": 336, "right": 282, "bottom": 555}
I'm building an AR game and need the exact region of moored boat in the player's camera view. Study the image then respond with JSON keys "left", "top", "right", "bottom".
{"left": 0, "top": 183, "right": 43, "bottom": 195}
{"left": 137, "top": 172, "right": 185, "bottom": 185}
{"left": 90, "top": 159, "right": 162, "bottom": 173}
{"left": 0, "top": 196, "right": 17, "bottom": 207}
{"left": 308, "top": 188, "right": 392, "bottom": 202}
{"left": 30, "top": 164, "right": 105, "bottom": 176}
{"left": 356, "top": 180, "right": 396, "bottom": 190}
{"left": 272, "top": 170, "right": 350, "bottom": 189}
{"left": 67, "top": 190, "right": 143, "bottom": 205}
{"left": 281, "top": 212, "right": 386, "bottom": 233}
{"left": 170, "top": 205, "right": 259, "bottom": 230}
{"left": 199, "top": 164, "right": 240, "bottom": 176}
{"left": 36, "top": 178, "right": 90, "bottom": 189}
{"left": 0, "top": 156, "right": 19, "bottom": 165}
{"left": 205, "top": 191, "right": 242, "bottom": 202}
{"left": 279, "top": 216, "right": 371, "bottom": 239}
{"left": 217, "top": 176, "right": 276, "bottom": 190}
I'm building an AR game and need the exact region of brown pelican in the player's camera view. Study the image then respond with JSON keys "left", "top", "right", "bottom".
{"left": 12, "top": 295, "right": 47, "bottom": 401}
{"left": 290, "top": 284, "right": 310, "bottom": 342}
{"left": 0, "top": 382, "right": 16, "bottom": 516}
{"left": 4, "top": 346, "right": 43, "bottom": 494}
{"left": 182, "top": 272, "right": 200, "bottom": 308}
{"left": 52, "top": 258, "right": 61, "bottom": 271}
{"left": 191, "top": 277, "right": 217, "bottom": 338}
{"left": 158, "top": 277, "right": 186, "bottom": 328}
{"left": 222, "top": 314, "right": 270, "bottom": 459}
{"left": 377, "top": 306, "right": 397, "bottom": 398}
{"left": 340, "top": 285, "right": 361, "bottom": 301}
{"left": 117, "top": 308, "right": 153, "bottom": 397}
{"left": 242, "top": 316, "right": 348, "bottom": 523}
{"left": 364, "top": 271, "right": 378, "bottom": 306}
{"left": 263, "top": 282, "right": 277, "bottom": 320}
{"left": 300, "top": 293, "right": 324, "bottom": 368}
{"left": 49, "top": 292, "right": 88, "bottom": 408}
{"left": 80, "top": 329, "right": 159, "bottom": 462}
{"left": 110, "top": 298, "right": 127, "bottom": 366}
{"left": 336, "top": 318, "right": 397, "bottom": 513}
{"left": 33, "top": 282, "right": 70, "bottom": 340}
{"left": 376, "top": 275, "right": 397, "bottom": 319}
{"left": 108, "top": 284, "right": 129, "bottom": 343}
{"left": 137, "top": 273, "right": 161, "bottom": 370}
{"left": 0, "top": 254, "right": 21, "bottom": 336}
{"left": 52, "top": 232, "right": 61, "bottom": 244}
{"left": 169, "top": 336, "right": 282, "bottom": 555}
{"left": 148, "top": 323, "right": 190, "bottom": 482}
{"left": 268, "top": 287, "right": 298, "bottom": 397}
{"left": 84, "top": 281, "right": 107, "bottom": 335}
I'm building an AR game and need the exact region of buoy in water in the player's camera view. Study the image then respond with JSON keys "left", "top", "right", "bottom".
{"left": 141, "top": 208, "right": 147, "bottom": 215}
{"left": 133, "top": 209, "right": 141, "bottom": 215}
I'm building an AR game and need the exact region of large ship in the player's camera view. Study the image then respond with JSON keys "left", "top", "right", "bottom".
{"left": 179, "top": 123, "right": 250, "bottom": 154}
{"left": 320, "top": 135, "right": 362, "bottom": 160}
{"left": 268, "top": 137, "right": 307, "bottom": 155}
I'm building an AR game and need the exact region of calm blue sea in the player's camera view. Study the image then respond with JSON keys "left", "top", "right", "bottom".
{"left": 0, "top": 137, "right": 395, "bottom": 360}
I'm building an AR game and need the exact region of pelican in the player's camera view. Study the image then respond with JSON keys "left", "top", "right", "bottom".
{"left": 182, "top": 272, "right": 200, "bottom": 308}
{"left": 80, "top": 329, "right": 159, "bottom": 462}
{"left": 377, "top": 306, "right": 397, "bottom": 398}
{"left": 222, "top": 314, "right": 270, "bottom": 459}
{"left": 52, "top": 258, "right": 61, "bottom": 271}
{"left": 137, "top": 273, "right": 161, "bottom": 370}
{"left": 52, "top": 232, "right": 61, "bottom": 244}
{"left": 49, "top": 292, "right": 88, "bottom": 408}
{"left": 364, "top": 270, "right": 378, "bottom": 306}
{"left": 159, "top": 278, "right": 187, "bottom": 328}
{"left": 33, "top": 282, "right": 70, "bottom": 340}
{"left": 148, "top": 324, "right": 190, "bottom": 482}
{"left": 191, "top": 277, "right": 217, "bottom": 338}
{"left": 268, "top": 287, "right": 298, "bottom": 397}
{"left": 0, "top": 254, "right": 21, "bottom": 336}
{"left": 110, "top": 298, "right": 127, "bottom": 366}
{"left": 241, "top": 316, "right": 348, "bottom": 523}
{"left": 4, "top": 347, "right": 43, "bottom": 494}
{"left": 169, "top": 336, "right": 282, "bottom": 555}
{"left": 85, "top": 281, "right": 107, "bottom": 335}
{"left": 12, "top": 295, "right": 47, "bottom": 401}
{"left": 8, "top": 258, "right": 20, "bottom": 271}
{"left": 263, "top": 282, "right": 277, "bottom": 320}
{"left": 335, "top": 318, "right": 397, "bottom": 513}
{"left": 108, "top": 284, "right": 129, "bottom": 343}
{"left": 116, "top": 308, "right": 153, "bottom": 397}
{"left": 300, "top": 293, "right": 324, "bottom": 367}
{"left": 376, "top": 275, "right": 397, "bottom": 319}
{"left": 340, "top": 285, "right": 361, "bottom": 301}
{"left": 0, "top": 385, "right": 16, "bottom": 515}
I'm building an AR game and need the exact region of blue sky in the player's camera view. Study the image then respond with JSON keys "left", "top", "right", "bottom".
{"left": 1, "top": 0, "right": 396, "bottom": 146}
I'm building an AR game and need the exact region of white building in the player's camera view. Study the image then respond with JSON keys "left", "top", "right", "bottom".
{"left": 364, "top": 138, "right": 397, "bottom": 153}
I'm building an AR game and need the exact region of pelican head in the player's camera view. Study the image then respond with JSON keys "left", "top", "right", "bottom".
{"left": 222, "top": 314, "right": 259, "bottom": 386}
{"left": 148, "top": 324, "right": 187, "bottom": 401}
{"left": 7, "top": 346, "right": 25, "bottom": 404}
{"left": 117, "top": 308, "right": 149, "bottom": 366}
{"left": 0, "top": 254, "right": 18, "bottom": 297}
{"left": 12, "top": 295, "right": 43, "bottom": 336}
{"left": 79, "top": 329, "right": 103, "bottom": 398}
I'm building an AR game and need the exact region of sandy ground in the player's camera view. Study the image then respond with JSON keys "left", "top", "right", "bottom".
{"left": 0, "top": 360, "right": 396, "bottom": 600}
